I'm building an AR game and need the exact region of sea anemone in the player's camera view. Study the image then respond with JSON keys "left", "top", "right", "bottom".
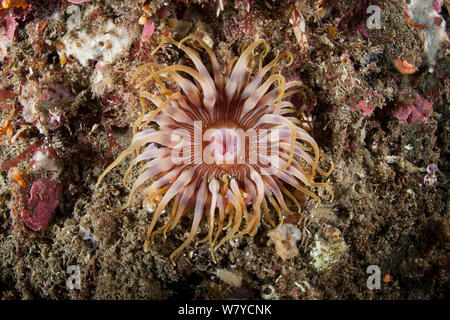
{"left": 0, "top": 0, "right": 28, "bottom": 10}
{"left": 96, "top": 36, "right": 333, "bottom": 265}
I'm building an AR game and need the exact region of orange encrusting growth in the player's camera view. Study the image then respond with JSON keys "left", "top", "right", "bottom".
{"left": 96, "top": 36, "right": 333, "bottom": 265}
{"left": 0, "top": 0, "right": 28, "bottom": 10}
{"left": 392, "top": 58, "right": 418, "bottom": 75}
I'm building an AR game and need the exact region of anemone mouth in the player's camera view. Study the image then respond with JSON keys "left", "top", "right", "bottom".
{"left": 203, "top": 130, "right": 242, "bottom": 167}
{"left": 95, "top": 35, "right": 334, "bottom": 265}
